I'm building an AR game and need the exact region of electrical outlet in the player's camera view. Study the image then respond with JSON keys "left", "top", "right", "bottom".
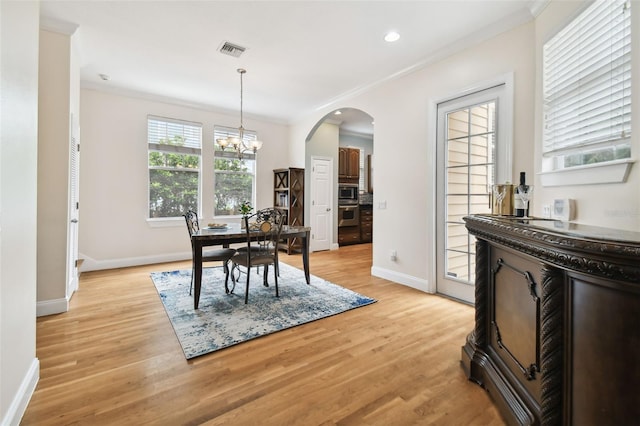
{"left": 390, "top": 250, "right": 397, "bottom": 261}
{"left": 543, "top": 205, "right": 551, "bottom": 218}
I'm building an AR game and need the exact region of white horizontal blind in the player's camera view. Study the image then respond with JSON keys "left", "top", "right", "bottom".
{"left": 148, "top": 115, "right": 202, "bottom": 154}
{"left": 543, "top": 0, "right": 631, "bottom": 158}
{"left": 214, "top": 126, "right": 257, "bottom": 160}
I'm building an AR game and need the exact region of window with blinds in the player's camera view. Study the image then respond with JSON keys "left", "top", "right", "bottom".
{"left": 213, "top": 126, "right": 257, "bottom": 216}
{"left": 148, "top": 116, "right": 202, "bottom": 218}
{"left": 543, "top": 0, "right": 631, "bottom": 169}
{"left": 359, "top": 148, "right": 365, "bottom": 192}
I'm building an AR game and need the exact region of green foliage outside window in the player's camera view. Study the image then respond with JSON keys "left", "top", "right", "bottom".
{"left": 214, "top": 153, "right": 254, "bottom": 216}
{"left": 563, "top": 145, "right": 631, "bottom": 168}
{"left": 149, "top": 135, "right": 200, "bottom": 218}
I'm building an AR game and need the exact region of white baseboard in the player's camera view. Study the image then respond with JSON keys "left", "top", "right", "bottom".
{"left": 36, "top": 297, "right": 69, "bottom": 317}
{"left": 1, "top": 358, "right": 39, "bottom": 426}
{"left": 79, "top": 251, "right": 191, "bottom": 272}
{"left": 371, "top": 266, "right": 432, "bottom": 293}
{"left": 330, "top": 243, "right": 340, "bottom": 251}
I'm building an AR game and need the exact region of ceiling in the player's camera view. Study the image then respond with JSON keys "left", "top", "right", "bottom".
{"left": 40, "top": 1, "right": 541, "bottom": 135}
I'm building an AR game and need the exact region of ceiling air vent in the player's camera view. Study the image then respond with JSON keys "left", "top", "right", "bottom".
{"left": 218, "top": 41, "right": 246, "bottom": 58}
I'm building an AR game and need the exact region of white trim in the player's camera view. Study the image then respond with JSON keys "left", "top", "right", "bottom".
{"left": 529, "top": 0, "right": 551, "bottom": 18}
{"left": 79, "top": 251, "right": 191, "bottom": 272}
{"left": 309, "top": 155, "right": 335, "bottom": 253}
{"left": 432, "top": 72, "right": 514, "bottom": 183}
{"left": 427, "top": 100, "right": 438, "bottom": 294}
{"left": 1, "top": 358, "right": 39, "bottom": 426}
{"left": 146, "top": 217, "right": 185, "bottom": 228}
{"left": 309, "top": 14, "right": 532, "bottom": 119}
{"left": 40, "top": 17, "right": 78, "bottom": 35}
{"left": 539, "top": 159, "right": 634, "bottom": 187}
{"left": 36, "top": 298, "right": 69, "bottom": 317}
{"left": 371, "top": 266, "right": 431, "bottom": 293}
{"left": 432, "top": 73, "right": 514, "bottom": 302}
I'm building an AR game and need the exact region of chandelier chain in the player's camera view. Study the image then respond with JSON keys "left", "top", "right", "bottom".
{"left": 239, "top": 68, "right": 244, "bottom": 130}
{"left": 215, "top": 67, "right": 262, "bottom": 159}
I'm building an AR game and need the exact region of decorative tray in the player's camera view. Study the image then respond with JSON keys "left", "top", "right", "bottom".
{"left": 206, "top": 223, "right": 227, "bottom": 229}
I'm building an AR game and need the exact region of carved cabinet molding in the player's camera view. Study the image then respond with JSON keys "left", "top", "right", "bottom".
{"left": 461, "top": 215, "right": 640, "bottom": 425}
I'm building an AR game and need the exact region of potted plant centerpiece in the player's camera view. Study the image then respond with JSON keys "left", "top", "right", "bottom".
{"left": 239, "top": 201, "right": 253, "bottom": 228}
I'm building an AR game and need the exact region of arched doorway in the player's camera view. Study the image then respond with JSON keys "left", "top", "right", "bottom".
{"left": 304, "top": 108, "right": 374, "bottom": 252}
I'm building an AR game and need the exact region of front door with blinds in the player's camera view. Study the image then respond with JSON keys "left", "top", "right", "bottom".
{"left": 435, "top": 84, "right": 509, "bottom": 303}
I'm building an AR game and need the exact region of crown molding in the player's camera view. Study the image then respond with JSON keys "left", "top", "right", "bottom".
{"left": 529, "top": 0, "right": 551, "bottom": 18}
{"left": 40, "top": 17, "right": 78, "bottom": 35}
{"left": 305, "top": 6, "right": 535, "bottom": 120}
{"left": 80, "top": 82, "right": 289, "bottom": 126}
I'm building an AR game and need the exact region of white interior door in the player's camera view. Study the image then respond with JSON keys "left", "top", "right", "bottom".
{"left": 67, "top": 115, "right": 80, "bottom": 298}
{"left": 310, "top": 156, "right": 333, "bottom": 252}
{"left": 435, "top": 82, "right": 511, "bottom": 303}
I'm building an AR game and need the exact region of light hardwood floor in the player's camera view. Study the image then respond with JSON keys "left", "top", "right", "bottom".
{"left": 22, "top": 244, "right": 505, "bottom": 425}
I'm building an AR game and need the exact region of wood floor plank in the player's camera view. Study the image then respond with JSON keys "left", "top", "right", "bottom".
{"left": 21, "top": 244, "right": 505, "bottom": 425}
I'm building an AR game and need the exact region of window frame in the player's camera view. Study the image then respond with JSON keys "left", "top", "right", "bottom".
{"left": 147, "top": 115, "right": 203, "bottom": 221}
{"left": 213, "top": 125, "right": 258, "bottom": 218}
{"left": 540, "top": 0, "right": 634, "bottom": 186}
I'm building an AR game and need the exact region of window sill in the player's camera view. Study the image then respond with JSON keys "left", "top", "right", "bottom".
{"left": 147, "top": 217, "right": 184, "bottom": 228}
{"left": 539, "top": 159, "right": 634, "bottom": 187}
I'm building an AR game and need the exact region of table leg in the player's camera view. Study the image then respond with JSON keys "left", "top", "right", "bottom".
{"left": 194, "top": 241, "right": 202, "bottom": 309}
{"left": 302, "top": 230, "right": 310, "bottom": 284}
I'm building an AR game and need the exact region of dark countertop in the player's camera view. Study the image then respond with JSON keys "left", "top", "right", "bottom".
{"left": 465, "top": 214, "right": 640, "bottom": 244}
{"left": 359, "top": 193, "right": 373, "bottom": 206}
{"left": 464, "top": 213, "right": 640, "bottom": 283}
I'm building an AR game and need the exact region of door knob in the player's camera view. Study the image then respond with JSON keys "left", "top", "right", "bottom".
{"left": 326, "top": 208, "right": 331, "bottom": 212}
{"left": 70, "top": 219, "right": 78, "bottom": 223}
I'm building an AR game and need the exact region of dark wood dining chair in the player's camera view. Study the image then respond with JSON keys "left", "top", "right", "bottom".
{"left": 183, "top": 210, "right": 237, "bottom": 295}
{"left": 230, "top": 208, "right": 284, "bottom": 304}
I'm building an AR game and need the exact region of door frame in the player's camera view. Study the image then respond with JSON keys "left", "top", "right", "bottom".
{"left": 310, "top": 155, "right": 334, "bottom": 252}
{"left": 67, "top": 113, "right": 80, "bottom": 299}
{"left": 428, "top": 72, "right": 514, "bottom": 297}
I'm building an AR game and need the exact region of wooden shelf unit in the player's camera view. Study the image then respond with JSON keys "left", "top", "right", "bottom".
{"left": 273, "top": 168, "right": 304, "bottom": 254}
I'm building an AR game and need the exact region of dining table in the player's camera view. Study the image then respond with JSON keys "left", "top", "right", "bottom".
{"left": 191, "top": 223, "right": 311, "bottom": 309}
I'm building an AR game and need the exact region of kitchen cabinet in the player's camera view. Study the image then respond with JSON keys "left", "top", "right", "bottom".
{"left": 273, "top": 167, "right": 304, "bottom": 254}
{"left": 462, "top": 215, "right": 640, "bottom": 425}
{"left": 338, "top": 147, "right": 359, "bottom": 182}
{"left": 360, "top": 205, "right": 372, "bottom": 242}
{"left": 338, "top": 225, "right": 360, "bottom": 246}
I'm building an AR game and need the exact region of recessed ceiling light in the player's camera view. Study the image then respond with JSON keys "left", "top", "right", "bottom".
{"left": 384, "top": 31, "right": 400, "bottom": 42}
{"left": 334, "top": 110, "right": 342, "bottom": 115}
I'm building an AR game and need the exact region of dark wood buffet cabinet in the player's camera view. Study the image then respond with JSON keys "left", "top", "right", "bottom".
{"left": 462, "top": 215, "right": 640, "bottom": 425}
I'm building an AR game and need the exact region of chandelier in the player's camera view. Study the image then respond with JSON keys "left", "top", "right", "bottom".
{"left": 216, "top": 68, "right": 263, "bottom": 159}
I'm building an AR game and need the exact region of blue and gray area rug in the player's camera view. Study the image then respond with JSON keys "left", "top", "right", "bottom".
{"left": 150, "top": 263, "right": 376, "bottom": 359}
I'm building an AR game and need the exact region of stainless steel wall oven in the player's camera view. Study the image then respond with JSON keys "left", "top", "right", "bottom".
{"left": 338, "top": 205, "right": 359, "bottom": 227}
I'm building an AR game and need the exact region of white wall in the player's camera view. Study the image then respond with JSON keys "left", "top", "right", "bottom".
{"left": 79, "top": 89, "right": 290, "bottom": 271}
{"left": 533, "top": 0, "right": 640, "bottom": 231}
{"left": 37, "top": 29, "right": 73, "bottom": 309}
{"left": 290, "top": 20, "right": 536, "bottom": 292}
{"left": 0, "top": 1, "right": 40, "bottom": 424}
{"left": 305, "top": 122, "right": 340, "bottom": 243}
